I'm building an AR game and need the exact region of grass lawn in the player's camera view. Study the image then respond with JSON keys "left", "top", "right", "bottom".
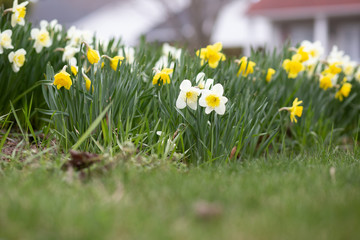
{"left": 1, "top": 150, "right": 359, "bottom": 240}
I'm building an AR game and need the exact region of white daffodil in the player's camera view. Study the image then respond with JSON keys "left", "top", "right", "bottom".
{"left": 62, "top": 45, "right": 79, "bottom": 62}
{"left": 31, "top": 27, "right": 52, "bottom": 53}
{"left": 355, "top": 68, "right": 360, "bottom": 83}
{"left": 195, "top": 72, "right": 213, "bottom": 90}
{"left": 0, "top": 30, "right": 14, "bottom": 54}
{"left": 67, "top": 26, "right": 92, "bottom": 47}
{"left": 163, "top": 43, "right": 182, "bottom": 60}
{"left": 8, "top": 48, "right": 26, "bottom": 72}
{"left": 300, "top": 40, "right": 324, "bottom": 65}
{"left": 119, "top": 46, "right": 135, "bottom": 64}
{"left": 11, "top": 0, "right": 29, "bottom": 27}
{"left": 342, "top": 56, "right": 356, "bottom": 77}
{"left": 176, "top": 80, "right": 201, "bottom": 110}
{"left": 199, "top": 83, "right": 228, "bottom": 115}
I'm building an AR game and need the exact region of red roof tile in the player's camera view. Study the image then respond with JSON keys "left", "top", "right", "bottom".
{"left": 248, "top": 0, "right": 360, "bottom": 16}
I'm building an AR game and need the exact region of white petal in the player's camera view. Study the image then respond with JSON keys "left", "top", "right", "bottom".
{"left": 12, "top": 63, "right": 19, "bottom": 72}
{"left": 35, "top": 44, "right": 43, "bottom": 53}
{"left": 196, "top": 72, "right": 205, "bottom": 83}
{"left": 205, "top": 107, "right": 213, "bottom": 114}
{"left": 40, "top": 20, "right": 48, "bottom": 29}
{"left": 212, "top": 83, "right": 224, "bottom": 96}
{"left": 198, "top": 95, "right": 207, "bottom": 107}
{"left": 205, "top": 78, "right": 214, "bottom": 90}
{"left": 180, "top": 79, "right": 191, "bottom": 91}
{"left": 188, "top": 101, "right": 197, "bottom": 110}
{"left": 0, "top": 47, "right": 3, "bottom": 54}
{"left": 17, "top": 49, "right": 26, "bottom": 55}
{"left": 11, "top": 15, "right": 16, "bottom": 27}
{"left": 176, "top": 96, "right": 186, "bottom": 109}
{"left": 31, "top": 29, "right": 39, "bottom": 39}
{"left": 8, "top": 52, "right": 14, "bottom": 62}
{"left": 3, "top": 30, "right": 12, "bottom": 37}
{"left": 215, "top": 104, "right": 226, "bottom": 115}
{"left": 221, "top": 96, "right": 228, "bottom": 104}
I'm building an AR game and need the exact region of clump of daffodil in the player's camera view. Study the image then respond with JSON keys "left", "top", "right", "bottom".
{"left": 196, "top": 42, "right": 226, "bottom": 69}
{"left": 176, "top": 80, "right": 201, "bottom": 110}
{"left": 199, "top": 83, "right": 228, "bottom": 115}
{"left": 319, "top": 74, "right": 334, "bottom": 90}
{"left": 152, "top": 68, "right": 173, "bottom": 85}
{"left": 10, "top": 0, "right": 29, "bottom": 27}
{"left": 335, "top": 82, "right": 352, "bottom": 102}
{"left": 31, "top": 26, "right": 52, "bottom": 53}
{"left": 84, "top": 43, "right": 100, "bottom": 64}
{"left": 282, "top": 54, "right": 304, "bottom": 79}
{"left": 266, "top": 68, "right": 276, "bottom": 82}
{"left": 8, "top": 48, "right": 26, "bottom": 72}
{"left": 279, "top": 98, "right": 303, "bottom": 123}
{"left": 0, "top": 30, "right": 14, "bottom": 54}
{"left": 53, "top": 66, "right": 72, "bottom": 90}
{"left": 236, "top": 57, "right": 256, "bottom": 77}
{"left": 195, "top": 72, "right": 213, "bottom": 90}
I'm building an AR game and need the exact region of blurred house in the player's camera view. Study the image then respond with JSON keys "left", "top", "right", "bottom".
{"left": 247, "top": 0, "right": 360, "bottom": 60}
{"left": 28, "top": 0, "right": 271, "bottom": 55}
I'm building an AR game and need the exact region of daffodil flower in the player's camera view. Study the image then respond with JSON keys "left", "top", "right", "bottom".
{"left": 31, "top": 27, "right": 52, "bottom": 53}
{"left": 119, "top": 46, "right": 135, "bottom": 64}
{"left": 279, "top": 98, "right": 303, "bottom": 123}
{"left": 176, "top": 80, "right": 201, "bottom": 110}
{"left": 8, "top": 49, "right": 26, "bottom": 72}
{"left": 152, "top": 68, "right": 173, "bottom": 85}
{"left": 82, "top": 73, "right": 93, "bottom": 92}
{"left": 195, "top": 72, "right": 213, "bottom": 90}
{"left": 196, "top": 42, "right": 226, "bottom": 69}
{"left": 0, "top": 30, "right": 14, "bottom": 54}
{"left": 11, "top": 0, "right": 28, "bottom": 27}
{"left": 319, "top": 74, "right": 334, "bottom": 90}
{"left": 355, "top": 68, "right": 360, "bottom": 83}
{"left": 296, "top": 46, "right": 309, "bottom": 62}
{"left": 62, "top": 45, "right": 79, "bottom": 62}
{"left": 282, "top": 54, "right": 304, "bottom": 79}
{"left": 335, "top": 83, "right": 352, "bottom": 102}
{"left": 69, "top": 58, "right": 78, "bottom": 76}
{"left": 199, "top": 83, "right": 228, "bottom": 115}
{"left": 266, "top": 68, "right": 276, "bottom": 82}
{"left": 109, "top": 56, "right": 125, "bottom": 71}
{"left": 236, "top": 57, "right": 256, "bottom": 77}
{"left": 53, "top": 66, "right": 72, "bottom": 90}
{"left": 322, "top": 62, "right": 342, "bottom": 75}
{"left": 86, "top": 45, "right": 100, "bottom": 65}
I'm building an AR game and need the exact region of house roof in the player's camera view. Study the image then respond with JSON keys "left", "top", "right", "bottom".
{"left": 247, "top": 0, "right": 360, "bottom": 19}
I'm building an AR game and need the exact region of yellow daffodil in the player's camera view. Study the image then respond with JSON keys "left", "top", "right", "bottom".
{"left": 8, "top": 48, "right": 26, "bottom": 72}
{"left": 0, "top": 30, "right": 14, "bottom": 54}
{"left": 83, "top": 73, "right": 94, "bottom": 92}
{"left": 69, "top": 58, "right": 78, "bottom": 76}
{"left": 53, "top": 67, "right": 72, "bottom": 90}
{"left": 31, "top": 27, "right": 52, "bottom": 53}
{"left": 199, "top": 83, "right": 228, "bottom": 115}
{"left": 196, "top": 42, "right": 226, "bottom": 68}
{"left": 335, "top": 83, "right": 352, "bottom": 102}
{"left": 152, "top": 68, "right": 173, "bottom": 85}
{"left": 279, "top": 98, "right": 303, "bottom": 123}
{"left": 266, "top": 68, "right": 276, "bottom": 82}
{"left": 282, "top": 54, "right": 304, "bottom": 79}
{"left": 319, "top": 74, "right": 334, "bottom": 90}
{"left": 176, "top": 80, "right": 201, "bottom": 110}
{"left": 297, "top": 46, "right": 309, "bottom": 62}
{"left": 322, "top": 63, "right": 342, "bottom": 75}
{"left": 86, "top": 45, "right": 100, "bottom": 64}
{"left": 11, "top": 0, "right": 29, "bottom": 27}
{"left": 237, "top": 57, "right": 256, "bottom": 77}
{"left": 110, "top": 56, "right": 125, "bottom": 71}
